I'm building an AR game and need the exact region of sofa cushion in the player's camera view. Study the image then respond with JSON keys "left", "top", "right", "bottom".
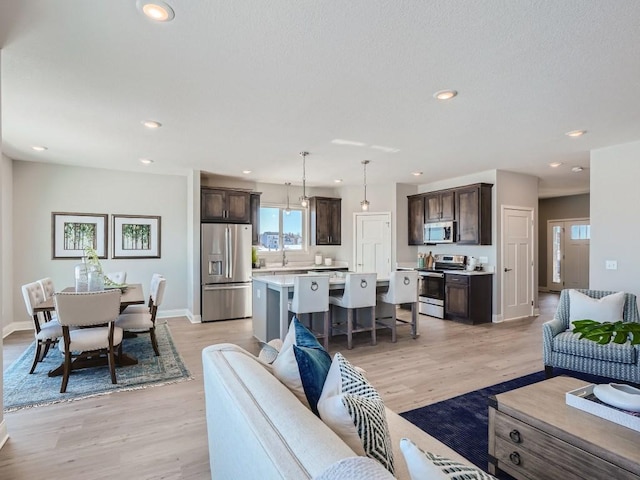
{"left": 553, "top": 331, "right": 637, "bottom": 364}
{"left": 318, "top": 352, "right": 395, "bottom": 474}
{"left": 314, "top": 456, "right": 395, "bottom": 480}
{"left": 273, "top": 317, "right": 332, "bottom": 415}
{"left": 569, "top": 290, "right": 625, "bottom": 323}
{"left": 400, "top": 438, "right": 497, "bottom": 480}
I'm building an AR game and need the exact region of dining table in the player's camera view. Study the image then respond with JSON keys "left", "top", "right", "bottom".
{"left": 34, "top": 283, "right": 146, "bottom": 377}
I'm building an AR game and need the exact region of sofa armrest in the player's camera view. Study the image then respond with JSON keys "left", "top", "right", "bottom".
{"left": 542, "top": 318, "right": 565, "bottom": 364}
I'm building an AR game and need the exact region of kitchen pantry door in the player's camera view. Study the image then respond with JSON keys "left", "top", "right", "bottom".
{"left": 502, "top": 206, "right": 534, "bottom": 320}
{"left": 353, "top": 212, "right": 391, "bottom": 277}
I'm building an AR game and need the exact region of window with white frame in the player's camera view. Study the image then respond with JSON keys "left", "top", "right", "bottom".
{"left": 257, "top": 205, "right": 306, "bottom": 253}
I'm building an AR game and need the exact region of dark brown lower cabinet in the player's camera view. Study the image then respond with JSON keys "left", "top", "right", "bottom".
{"left": 445, "top": 273, "right": 492, "bottom": 324}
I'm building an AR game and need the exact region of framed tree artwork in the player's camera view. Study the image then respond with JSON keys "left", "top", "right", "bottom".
{"left": 52, "top": 212, "right": 108, "bottom": 259}
{"left": 112, "top": 214, "right": 161, "bottom": 259}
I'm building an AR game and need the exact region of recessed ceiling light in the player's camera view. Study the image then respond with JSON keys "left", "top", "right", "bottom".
{"left": 139, "top": 158, "right": 154, "bottom": 165}
{"left": 331, "top": 139, "right": 367, "bottom": 147}
{"left": 370, "top": 145, "right": 400, "bottom": 153}
{"left": 433, "top": 89, "right": 458, "bottom": 100}
{"left": 142, "top": 120, "right": 162, "bottom": 129}
{"left": 31, "top": 146, "right": 48, "bottom": 151}
{"left": 571, "top": 166, "right": 584, "bottom": 172}
{"left": 242, "top": 170, "right": 252, "bottom": 174}
{"left": 412, "top": 172, "right": 423, "bottom": 176}
{"left": 549, "top": 162, "right": 562, "bottom": 168}
{"left": 334, "top": 179, "right": 343, "bottom": 183}
{"left": 137, "top": 1, "right": 175, "bottom": 22}
{"left": 565, "top": 130, "right": 586, "bottom": 137}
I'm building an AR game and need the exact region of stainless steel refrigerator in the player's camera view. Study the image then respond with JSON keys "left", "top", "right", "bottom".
{"left": 201, "top": 224, "right": 252, "bottom": 322}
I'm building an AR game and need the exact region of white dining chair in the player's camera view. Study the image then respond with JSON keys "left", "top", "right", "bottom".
{"left": 288, "top": 275, "right": 331, "bottom": 350}
{"left": 22, "top": 281, "right": 63, "bottom": 373}
{"left": 54, "top": 289, "right": 122, "bottom": 393}
{"left": 37, "top": 277, "right": 59, "bottom": 322}
{"left": 376, "top": 271, "right": 419, "bottom": 342}
{"left": 329, "top": 272, "right": 377, "bottom": 349}
{"left": 105, "top": 271, "right": 127, "bottom": 285}
{"left": 123, "top": 273, "right": 164, "bottom": 314}
{"left": 116, "top": 277, "right": 166, "bottom": 356}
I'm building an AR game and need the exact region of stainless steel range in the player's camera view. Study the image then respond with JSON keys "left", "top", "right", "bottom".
{"left": 416, "top": 254, "right": 466, "bottom": 318}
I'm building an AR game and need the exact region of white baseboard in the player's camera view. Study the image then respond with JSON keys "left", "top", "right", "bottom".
{"left": 157, "top": 309, "right": 200, "bottom": 323}
{"left": 0, "top": 419, "right": 8, "bottom": 451}
{"left": 2, "top": 321, "right": 33, "bottom": 339}
{"left": 534, "top": 308, "right": 540, "bottom": 316}
{"left": 492, "top": 314, "right": 504, "bottom": 323}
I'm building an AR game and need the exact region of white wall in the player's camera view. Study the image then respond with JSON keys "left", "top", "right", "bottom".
{"left": 590, "top": 140, "right": 640, "bottom": 295}
{"left": 10, "top": 161, "right": 189, "bottom": 329}
{"left": 1, "top": 155, "right": 13, "bottom": 333}
{"left": 0, "top": 53, "right": 6, "bottom": 447}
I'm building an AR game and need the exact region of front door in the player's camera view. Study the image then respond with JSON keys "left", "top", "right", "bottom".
{"left": 502, "top": 207, "right": 534, "bottom": 320}
{"left": 547, "top": 219, "right": 590, "bottom": 291}
{"left": 354, "top": 212, "right": 391, "bottom": 277}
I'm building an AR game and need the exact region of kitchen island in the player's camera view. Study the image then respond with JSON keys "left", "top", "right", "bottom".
{"left": 252, "top": 273, "right": 393, "bottom": 343}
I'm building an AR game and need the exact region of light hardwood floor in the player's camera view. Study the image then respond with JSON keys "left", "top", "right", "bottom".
{"left": 0, "top": 293, "right": 559, "bottom": 479}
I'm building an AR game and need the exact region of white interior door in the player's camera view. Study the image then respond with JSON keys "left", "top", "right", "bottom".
{"left": 354, "top": 213, "right": 391, "bottom": 277}
{"left": 547, "top": 219, "right": 590, "bottom": 290}
{"left": 502, "top": 207, "right": 534, "bottom": 320}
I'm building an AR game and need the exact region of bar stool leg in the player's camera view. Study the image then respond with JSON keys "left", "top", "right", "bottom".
{"left": 323, "top": 310, "right": 330, "bottom": 351}
{"left": 370, "top": 306, "right": 377, "bottom": 346}
{"left": 391, "top": 304, "right": 397, "bottom": 343}
{"left": 411, "top": 301, "right": 418, "bottom": 338}
{"left": 347, "top": 309, "right": 353, "bottom": 350}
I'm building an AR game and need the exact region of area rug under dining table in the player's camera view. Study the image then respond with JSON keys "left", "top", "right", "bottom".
{"left": 3, "top": 322, "right": 191, "bottom": 412}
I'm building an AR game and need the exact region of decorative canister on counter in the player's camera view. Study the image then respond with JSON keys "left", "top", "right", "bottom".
{"left": 324, "top": 257, "right": 332, "bottom": 266}
{"left": 315, "top": 253, "right": 323, "bottom": 265}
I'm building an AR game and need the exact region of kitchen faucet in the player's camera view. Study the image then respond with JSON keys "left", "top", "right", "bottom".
{"left": 282, "top": 249, "right": 288, "bottom": 267}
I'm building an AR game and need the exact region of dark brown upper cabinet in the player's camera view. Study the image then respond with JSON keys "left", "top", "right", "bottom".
{"left": 425, "top": 190, "right": 455, "bottom": 222}
{"left": 408, "top": 194, "right": 425, "bottom": 245}
{"left": 455, "top": 183, "right": 493, "bottom": 245}
{"left": 250, "top": 193, "right": 261, "bottom": 245}
{"left": 407, "top": 183, "right": 492, "bottom": 245}
{"left": 201, "top": 188, "right": 251, "bottom": 224}
{"left": 310, "top": 197, "right": 341, "bottom": 245}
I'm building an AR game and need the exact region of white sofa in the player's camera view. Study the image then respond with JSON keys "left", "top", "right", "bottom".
{"left": 202, "top": 343, "right": 472, "bottom": 479}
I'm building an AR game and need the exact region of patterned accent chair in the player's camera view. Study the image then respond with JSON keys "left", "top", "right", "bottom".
{"left": 543, "top": 289, "right": 640, "bottom": 383}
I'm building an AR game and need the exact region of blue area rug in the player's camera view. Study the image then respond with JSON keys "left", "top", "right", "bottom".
{"left": 400, "top": 369, "right": 630, "bottom": 478}
{"left": 3, "top": 322, "right": 191, "bottom": 412}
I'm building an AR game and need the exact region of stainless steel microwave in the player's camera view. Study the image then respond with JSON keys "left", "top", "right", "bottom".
{"left": 424, "top": 221, "right": 456, "bottom": 243}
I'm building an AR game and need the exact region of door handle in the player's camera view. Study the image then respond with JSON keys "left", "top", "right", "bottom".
{"left": 504, "top": 267, "right": 513, "bottom": 272}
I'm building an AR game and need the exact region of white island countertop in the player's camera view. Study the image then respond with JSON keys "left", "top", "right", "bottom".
{"left": 252, "top": 261, "right": 349, "bottom": 274}
{"left": 252, "top": 272, "right": 390, "bottom": 287}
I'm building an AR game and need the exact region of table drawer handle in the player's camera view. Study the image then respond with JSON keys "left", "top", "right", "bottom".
{"left": 509, "top": 429, "right": 522, "bottom": 443}
{"left": 509, "top": 452, "right": 521, "bottom": 466}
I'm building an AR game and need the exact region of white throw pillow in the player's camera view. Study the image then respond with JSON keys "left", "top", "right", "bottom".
{"left": 399, "top": 438, "right": 497, "bottom": 480}
{"left": 568, "top": 290, "right": 625, "bottom": 323}
{"left": 318, "top": 352, "right": 394, "bottom": 474}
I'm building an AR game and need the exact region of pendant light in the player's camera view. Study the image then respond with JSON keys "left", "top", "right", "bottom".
{"left": 361, "top": 160, "right": 370, "bottom": 211}
{"left": 300, "top": 151, "right": 309, "bottom": 207}
{"left": 284, "top": 182, "right": 292, "bottom": 215}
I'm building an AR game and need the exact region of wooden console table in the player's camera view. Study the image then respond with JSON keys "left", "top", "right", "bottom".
{"left": 488, "top": 376, "right": 640, "bottom": 480}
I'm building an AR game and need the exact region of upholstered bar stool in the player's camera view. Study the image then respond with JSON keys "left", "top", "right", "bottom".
{"left": 329, "top": 273, "right": 377, "bottom": 349}
{"left": 288, "top": 275, "right": 331, "bottom": 350}
{"left": 376, "top": 271, "right": 419, "bottom": 342}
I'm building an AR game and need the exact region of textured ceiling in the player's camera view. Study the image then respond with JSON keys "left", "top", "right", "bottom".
{"left": 2, "top": 1, "right": 640, "bottom": 197}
